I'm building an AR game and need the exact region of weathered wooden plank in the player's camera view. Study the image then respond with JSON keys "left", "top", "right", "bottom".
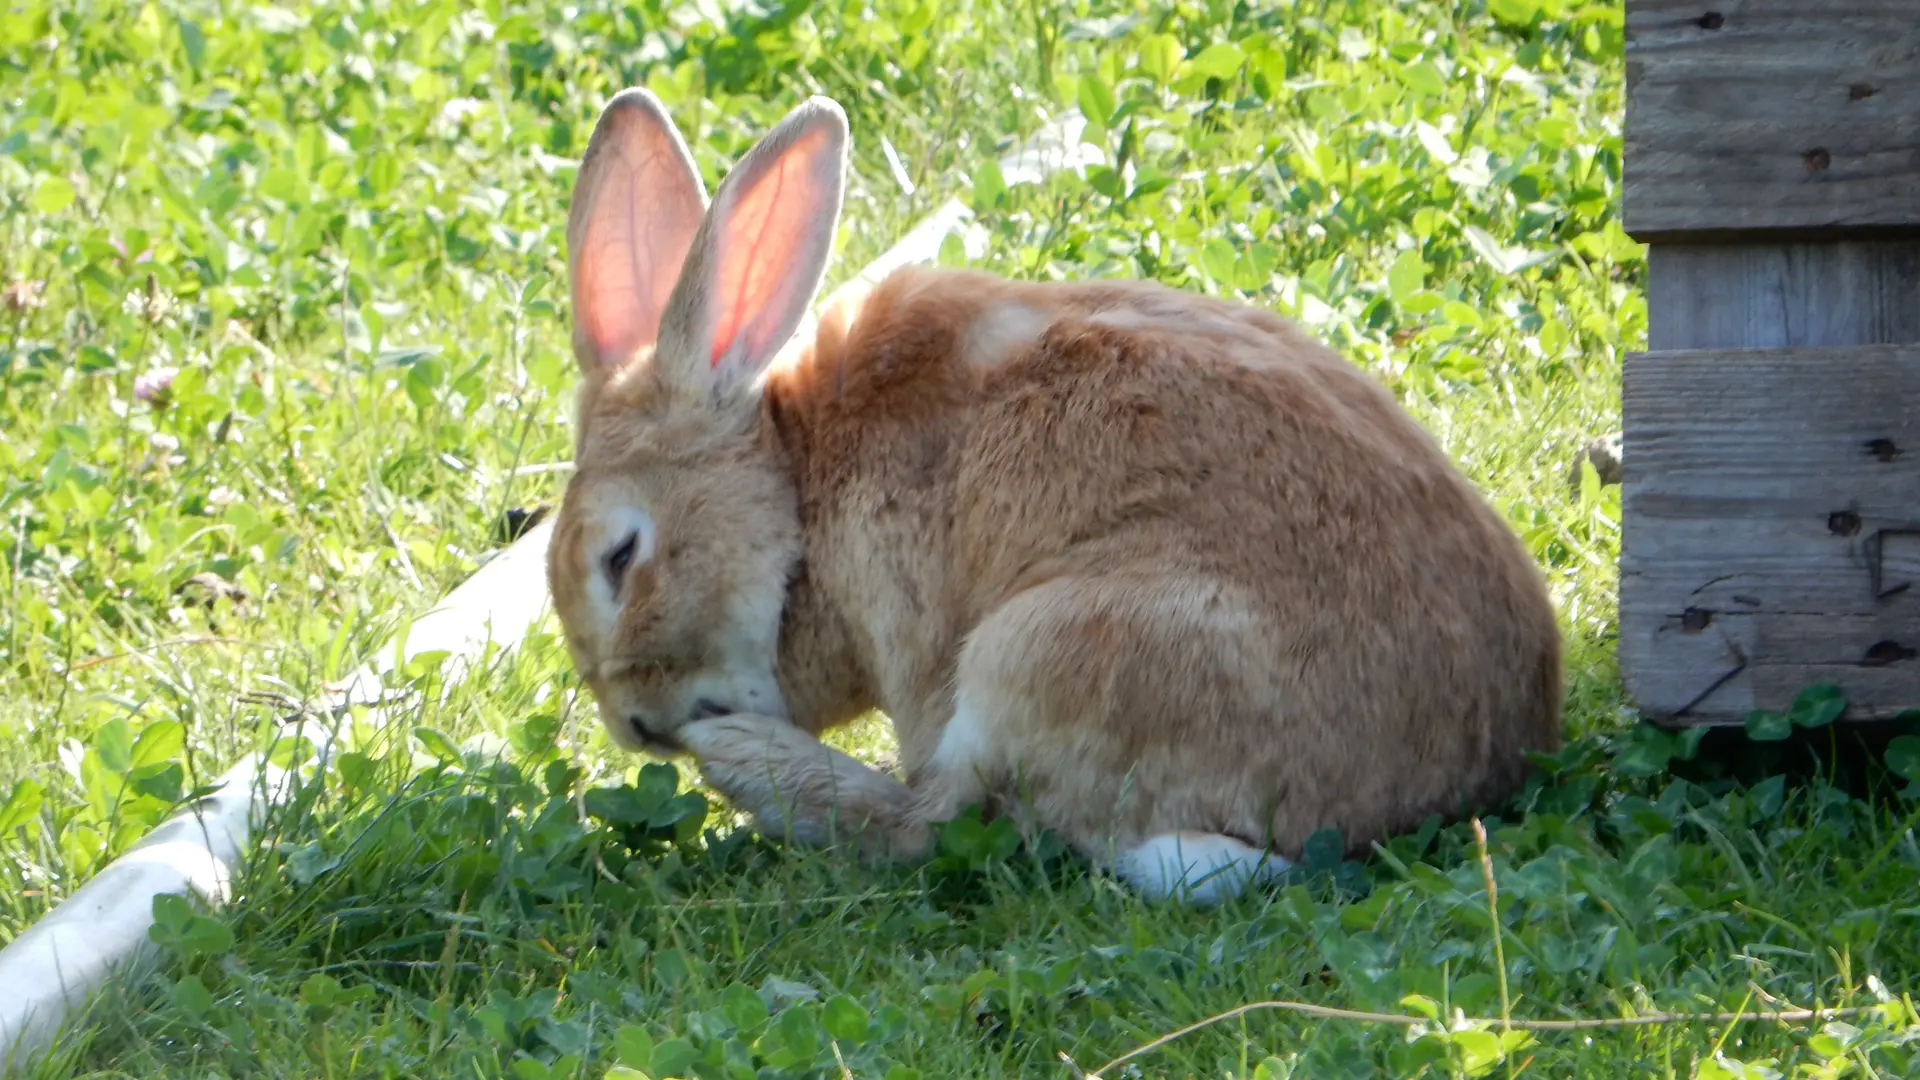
{"left": 1647, "top": 242, "right": 1920, "bottom": 350}
{"left": 1621, "top": 344, "right": 1920, "bottom": 722}
{"left": 1623, "top": 0, "right": 1920, "bottom": 241}
{"left": 1615, "top": 611, "right": 1920, "bottom": 722}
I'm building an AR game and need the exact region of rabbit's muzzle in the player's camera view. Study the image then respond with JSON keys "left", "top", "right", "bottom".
{"left": 625, "top": 697, "right": 739, "bottom": 754}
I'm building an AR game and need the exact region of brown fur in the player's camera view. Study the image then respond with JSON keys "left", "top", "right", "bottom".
{"left": 547, "top": 92, "right": 1563, "bottom": 885}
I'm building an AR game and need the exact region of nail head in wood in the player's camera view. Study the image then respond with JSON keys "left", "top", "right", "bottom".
{"left": 1624, "top": 0, "right": 1920, "bottom": 241}
{"left": 1862, "top": 640, "right": 1917, "bottom": 666}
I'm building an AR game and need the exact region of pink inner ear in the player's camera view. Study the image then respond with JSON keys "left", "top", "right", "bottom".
{"left": 578, "top": 171, "right": 651, "bottom": 361}
{"left": 707, "top": 127, "right": 834, "bottom": 368}
{"left": 569, "top": 94, "right": 706, "bottom": 370}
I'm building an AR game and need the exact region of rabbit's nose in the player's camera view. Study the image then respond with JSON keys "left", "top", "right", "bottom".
{"left": 627, "top": 715, "right": 683, "bottom": 753}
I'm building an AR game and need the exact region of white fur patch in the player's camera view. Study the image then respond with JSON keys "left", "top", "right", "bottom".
{"left": 587, "top": 505, "right": 657, "bottom": 625}
{"left": 926, "top": 692, "right": 997, "bottom": 783}
{"left": 962, "top": 302, "right": 1051, "bottom": 368}
{"left": 703, "top": 551, "right": 793, "bottom": 722}
{"left": 1112, "top": 832, "right": 1290, "bottom": 908}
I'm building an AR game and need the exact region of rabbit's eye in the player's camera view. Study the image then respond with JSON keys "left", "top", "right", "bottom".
{"left": 604, "top": 532, "right": 638, "bottom": 590}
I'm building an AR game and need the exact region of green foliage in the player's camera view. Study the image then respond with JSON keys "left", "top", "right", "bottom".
{"left": 1746, "top": 683, "right": 1851, "bottom": 743}
{"left": 1887, "top": 735, "right": 1920, "bottom": 798}
{"left": 0, "top": 0, "right": 1051, "bottom": 945}
{"left": 584, "top": 763, "right": 709, "bottom": 840}
{"left": 148, "top": 892, "right": 234, "bottom": 961}
{"left": 29, "top": 654, "right": 1920, "bottom": 1078}
{"left": 10, "top": 0, "right": 1920, "bottom": 1077}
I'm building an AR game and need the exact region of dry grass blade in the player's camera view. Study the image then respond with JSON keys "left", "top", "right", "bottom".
{"left": 66, "top": 636, "right": 266, "bottom": 673}
{"left": 1083, "top": 1000, "right": 1886, "bottom": 1078}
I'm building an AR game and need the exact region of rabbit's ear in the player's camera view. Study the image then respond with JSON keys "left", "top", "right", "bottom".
{"left": 656, "top": 96, "right": 847, "bottom": 403}
{"left": 567, "top": 88, "right": 709, "bottom": 374}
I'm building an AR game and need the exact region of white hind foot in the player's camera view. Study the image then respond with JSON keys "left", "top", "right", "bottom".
{"left": 1111, "top": 832, "right": 1291, "bottom": 908}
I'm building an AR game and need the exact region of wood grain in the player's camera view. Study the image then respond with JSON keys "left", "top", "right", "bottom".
{"left": 1621, "top": 344, "right": 1920, "bottom": 722}
{"left": 1648, "top": 242, "right": 1920, "bottom": 350}
{"left": 1624, "top": 0, "right": 1920, "bottom": 241}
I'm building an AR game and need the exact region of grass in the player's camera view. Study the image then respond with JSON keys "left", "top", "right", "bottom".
{"left": 4, "top": 0, "right": 1920, "bottom": 1076}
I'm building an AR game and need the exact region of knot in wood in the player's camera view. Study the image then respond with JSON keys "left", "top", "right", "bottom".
{"left": 1862, "top": 640, "right": 1917, "bottom": 667}
{"left": 1694, "top": 10, "right": 1724, "bottom": 29}
{"left": 1802, "top": 147, "right": 1832, "bottom": 173}
{"left": 1828, "top": 510, "right": 1862, "bottom": 537}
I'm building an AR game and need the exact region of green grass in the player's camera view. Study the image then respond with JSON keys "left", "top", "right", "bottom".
{"left": 5, "top": 0, "right": 1920, "bottom": 1077}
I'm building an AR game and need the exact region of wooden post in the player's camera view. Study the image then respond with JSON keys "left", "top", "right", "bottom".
{"left": 1619, "top": 0, "right": 1920, "bottom": 724}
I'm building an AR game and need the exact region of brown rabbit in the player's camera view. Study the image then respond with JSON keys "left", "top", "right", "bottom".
{"left": 546, "top": 89, "right": 1563, "bottom": 906}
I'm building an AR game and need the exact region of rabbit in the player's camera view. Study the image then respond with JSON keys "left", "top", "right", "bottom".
{"left": 545, "top": 88, "right": 1564, "bottom": 907}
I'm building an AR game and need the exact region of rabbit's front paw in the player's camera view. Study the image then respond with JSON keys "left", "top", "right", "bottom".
{"left": 677, "top": 712, "right": 804, "bottom": 765}
{"left": 680, "top": 714, "right": 908, "bottom": 850}
{"left": 679, "top": 714, "right": 812, "bottom": 836}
